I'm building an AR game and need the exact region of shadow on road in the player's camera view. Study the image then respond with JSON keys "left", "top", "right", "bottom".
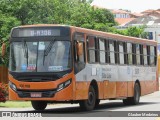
{"left": 16, "top": 101, "right": 159, "bottom": 116}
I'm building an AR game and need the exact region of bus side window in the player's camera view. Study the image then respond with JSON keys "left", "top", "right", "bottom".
{"left": 127, "top": 43, "right": 132, "bottom": 65}
{"left": 150, "top": 46, "right": 155, "bottom": 66}
{"left": 74, "top": 33, "right": 85, "bottom": 73}
{"left": 143, "top": 45, "right": 148, "bottom": 66}
{"left": 154, "top": 46, "right": 157, "bottom": 66}
{"left": 123, "top": 42, "right": 127, "bottom": 64}
{"left": 87, "top": 36, "right": 98, "bottom": 63}
{"left": 109, "top": 40, "right": 115, "bottom": 64}
{"left": 105, "top": 40, "right": 110, "bottom": 63}
{"left": 140, "top": 44, "right": 144, "bottom": 65}
{"left": 99, "top": 38, "right": 105, "bottom": 63}
{"left": 114, "top": 41, "right": 119, "bottom": 64}
{"left": 147, "top": 46, "right": 150, "bottom": 65}
{"left": 132, "top": 43, "right": 136, "bottom": 65}
{"left": 136, "top": 44, "right": 140, "bottom": 65}
{"left": 119, "top": 41, "right": 124, "bottom": 64}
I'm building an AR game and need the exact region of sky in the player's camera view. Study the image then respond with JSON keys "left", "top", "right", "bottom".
{"left": 91, "top": 0, "right": 160, "bottom": 12}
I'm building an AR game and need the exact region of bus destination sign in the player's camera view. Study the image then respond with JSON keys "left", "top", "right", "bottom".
{"left": 11, "top": 27, "right": 70, "bottom": 37}
{"left": 18, "top": 29, "right": 60, "bottom": 37}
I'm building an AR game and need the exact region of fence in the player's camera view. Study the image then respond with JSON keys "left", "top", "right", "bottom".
{"left": 0, "top": 66, "right": 8, "bottom": 84}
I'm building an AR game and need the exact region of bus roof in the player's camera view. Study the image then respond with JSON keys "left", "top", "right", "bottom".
{"left": 12, "top": 24, "right": 157, "bottom": 45}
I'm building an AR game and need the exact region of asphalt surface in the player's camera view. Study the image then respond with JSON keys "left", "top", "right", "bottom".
{"left": 0, "top": 90, "right": 160, "bottom": 117}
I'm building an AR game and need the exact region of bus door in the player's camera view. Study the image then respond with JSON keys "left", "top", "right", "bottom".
{"left": 73, "top": 33, "right": 88, "bottom": 99}
{"left": 74, "top": 33, "right": 86, "bottom": 74}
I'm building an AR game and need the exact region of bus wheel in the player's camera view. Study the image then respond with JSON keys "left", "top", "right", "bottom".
{"left": 79, "top": 86, "right": 96, "bottom": 111}
{"left": 31, "top": 101, "right": 47, "bottom": 110}
{"left": 131, "top": 82, "right": 140, "bottom": 105}
{"left": 95, "top": 99, "right": 100, "bottom": 108}
{"left": 123, "top": 83, "right": 140, "bottom": 105}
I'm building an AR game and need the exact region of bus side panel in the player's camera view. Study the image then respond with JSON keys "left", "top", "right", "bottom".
{"left": 75, "top": 82, "right": 89, "bottom": 100}
{"left": 140, "top": 80, "right": 157, "bottom": 96}
{"left": 97, "top": 81, "right": 104, "bottom": 99}
{"left": 127, "top": 81, "right": 134, "bottom": 97}
{"left": 156, "top": 65, "right": 159, "bottom": 91}
{"left": 116, "top": 81, "right": 127, "bottom": 97}
{"left": 103, "top": 81, "right": 116, "bottom": 99}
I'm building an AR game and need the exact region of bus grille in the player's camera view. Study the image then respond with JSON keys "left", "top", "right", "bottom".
{"left": 17, "top": 89, "right": 57, "bottom": 98}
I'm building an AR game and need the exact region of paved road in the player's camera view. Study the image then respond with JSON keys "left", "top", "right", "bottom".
{"left": 1, "top": 91, "right": 160, "bottom": 117}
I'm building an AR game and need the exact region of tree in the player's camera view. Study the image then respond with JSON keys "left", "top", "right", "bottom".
{"left": 112, "top": 26, "right": 148, "bottom": 39}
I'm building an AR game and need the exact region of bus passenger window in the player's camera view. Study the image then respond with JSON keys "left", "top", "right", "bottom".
{"left": 105, "top": 40, "right": 110, "bottom": 63}
{"left": 127, "top": 43, "right": 132, "bottom": 65}
{"left": 140, "top": 45, "right": 144, "bottom": 65}
{"left": 154, "top": 46, "right": 157, "bottom": 66}
{"left": 109, "top": 41, "right": 115, "bottom": 64}
{"left": 150, "top": 46, "right": 155, "bottom": 66}
{"left": 99, "top": 38, "right": 105, "bottom": 63}
{"left": 119, "top": 42, "right": 124, "bottom": 64}
{"left": 136, "top": 44, "right": 140, "bottom": 65}
{"left": 132, "top": 44, "right": 136, "bottom": 65}
{"left": 143, "top": 45, "right": 148, "bottom": 65}
{"left": 147, "top": 46, "right": 150, "bottom": 65}
{"left": 87, "top": 36, "right": 98, "bottom": 63}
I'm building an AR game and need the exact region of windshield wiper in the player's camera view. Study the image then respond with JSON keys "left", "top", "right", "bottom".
{"left": 43, "top": 39, "right": 56, "bottom": 65}
{"left": 23, "top": 41, "right": 28, "bottom": 66}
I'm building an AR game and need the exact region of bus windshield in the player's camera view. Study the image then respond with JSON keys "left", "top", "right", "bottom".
{"left": 9, "top": 40, "right": 71, "bottom": 72}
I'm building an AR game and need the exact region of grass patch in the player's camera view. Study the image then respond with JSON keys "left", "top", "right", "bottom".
{"left": 0, "top": 101, "right": 31, "bottom": 108}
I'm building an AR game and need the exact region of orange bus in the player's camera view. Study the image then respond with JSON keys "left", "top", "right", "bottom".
{"left": 7, "top": 24, "right": 159, "bottom": 111}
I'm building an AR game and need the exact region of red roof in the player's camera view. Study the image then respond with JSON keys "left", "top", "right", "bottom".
{"left": 115, "top": 18, "right": 135, "bottom": 25}
{"left": 130, "top": 12, "right": 143, "bottom": 17}
{"left": 141, "top": 9, "right": 154, "bottom": 14}
{"left": 111, "top": 9, "right": 129, "bottom": 14}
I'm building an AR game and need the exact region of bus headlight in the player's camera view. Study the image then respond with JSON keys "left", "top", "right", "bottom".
{"left": 57, "top": 79, "right": 72, "bottom": 92}
{"left": 9, "top": 81, "right": 17, "bottom": 92}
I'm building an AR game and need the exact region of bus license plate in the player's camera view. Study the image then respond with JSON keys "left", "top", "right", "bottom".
{"left": 30, "top": 93, "right": 42, "bottom": 98}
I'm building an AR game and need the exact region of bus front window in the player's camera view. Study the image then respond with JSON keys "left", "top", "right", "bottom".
{"left": 9, "top": 40, "right": 71, "bottom": 72}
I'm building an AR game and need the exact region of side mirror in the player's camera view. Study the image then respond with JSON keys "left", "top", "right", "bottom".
{"left": 1, "top": 43, "right": 6, "bottom": 57}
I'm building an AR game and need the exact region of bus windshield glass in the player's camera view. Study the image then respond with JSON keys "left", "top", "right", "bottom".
{"left": 9, "top": 40, "right": 71, "bottom": 72}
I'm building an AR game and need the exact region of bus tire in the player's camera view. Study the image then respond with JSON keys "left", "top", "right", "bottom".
{"left": 131, "top": 82, "right": 140, "bottom": 105}
{"left": 31, "top": 101, "right": 47, "bottom": 110}
{"left": 79, "top": 86, "right": 96, "bottom": 111}
{"left": 123, "top": 83, "right": 140, "bottom": 105}
{"left": 95, "top": 99, "right": 100, "bottom": 108}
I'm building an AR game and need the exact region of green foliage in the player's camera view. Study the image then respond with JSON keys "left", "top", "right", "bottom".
{"left": 0, "top": 0, "right": 147, "bottom": 66}
{"left": 112, "top": 26, "right": 148, "bottom": 39}
{"left": 0, "top": 12, "right": 20, "bottom": 41}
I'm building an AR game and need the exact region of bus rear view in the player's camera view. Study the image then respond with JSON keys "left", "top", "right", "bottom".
{"left": 9, "top": 25, "right": 73, "bottom": 110}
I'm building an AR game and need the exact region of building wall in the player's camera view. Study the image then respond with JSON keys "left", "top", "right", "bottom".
{"left": 145, "top": 26, "right": 160, "bottom": 55}
{"left": 114, "top": 13, "right": 130, "bottom": 18}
